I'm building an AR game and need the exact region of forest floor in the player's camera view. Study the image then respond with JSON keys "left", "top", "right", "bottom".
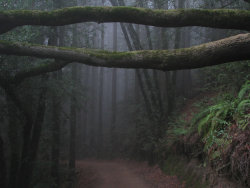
{"left": 76, "top": 160, "right": 184, "bottom": 188}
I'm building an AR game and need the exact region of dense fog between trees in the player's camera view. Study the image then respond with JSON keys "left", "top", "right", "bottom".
{"left": 0, "top": 0, "right": 249, "bottom": 188}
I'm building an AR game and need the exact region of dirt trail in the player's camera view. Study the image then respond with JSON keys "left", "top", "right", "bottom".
{"left": 76, "top": 160, "right": 151, "bottom": 188}
{"left": 76, "top": 160, "right": 184, "bottom": 188}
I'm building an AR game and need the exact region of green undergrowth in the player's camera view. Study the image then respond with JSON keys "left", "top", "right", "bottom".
{"left": 162, "top": 154, "right": 208, "bottom": 188}
{"left": 191, "top": 81, "right": 249, "bottom": 159}
{"left": 163, "top": 80, "right": 250, "bottom": 186}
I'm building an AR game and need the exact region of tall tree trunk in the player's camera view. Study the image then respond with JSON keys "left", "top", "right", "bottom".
{"left": 69, "top": 24, "right": 78, "bottom": 169}
{"left": 110, "top": 20, "right": 118, "bottom": 154}
{"left": 0, "top": 79, "right": 35, "bottom": 188}
{"left": 97, "top": 14, "right": 105, "bottom": 157}
{"left": 17, "top": 122, "right": 33, "bottom": 188}
{"left": 51, "top": 69, "right": 61, "bottom": 188}
{"left": 167, "top": 0, "right": 185, "bottom": 113}
{"left": 7, "top": 101, "right": 20, "bottom": 188}
{"left": 81, "top": 66, "right": 89, "bottom": 157}
{"left": 18, "top": 77, "right": 47, "bottom": 188}
{"left": 124, "top": 70, "right": 129, "bottom": 100}
{"left": 89, "top": 67, "right": 97, "bottom": 156}
{"left": 98, "top": 67, "right": 104, "bottom": 157}
{"left": 0, "top": 135, "right": 6, "bottom": 188}
{"left": 50, "top": 0, "right": 63, "bottom": 181}
{"left": 183, "top": 0, "right": 192, "bottom": 98}
{"left": 69, "top": 64, "right": 77, "bottom": 169}
{"left": 117, "top": 0, "right": 153, "bottom": 116}
{"left": 29, "top": 77, "right": 48, "bottom": 168}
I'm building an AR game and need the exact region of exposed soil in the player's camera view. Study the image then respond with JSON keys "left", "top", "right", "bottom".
{"left": 76, "top": 160, "right": 184, "bottom": 188}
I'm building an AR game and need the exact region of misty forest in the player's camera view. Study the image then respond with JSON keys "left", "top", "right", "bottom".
{"left": 0, "top": 0, "right": 250, "bottom": 187}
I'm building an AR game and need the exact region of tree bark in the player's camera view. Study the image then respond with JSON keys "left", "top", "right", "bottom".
{"left": 0, "top": 135, "right": 6, "bottom": 188}
{"left": 69, "top": 24, "right": 78, "bottom": 169}
{"left": 18, "top": 78, "right": 47, "bottom": 188}
{"left": 1, "top": 7, "right": 250, "bottom": 34}
{"left": 69, "top": 64, "right": 77, "bottom": 169}
{"left": 7, "top": 101, "right": 20, "bottom": 188}
{"left": 116, "top": 0, "right": 155, "bottom": 117}
{"left": 29, "top": 77, "right": 47, "bottom": 172}
{"left": 97, "top": 67, "right": 104, "bottom": 157}
{"left": 97, "top": 13, "right": 105, "bottom": 156}
{"left": 51, "top": 71, "right": 61, "bottom": 188}
{"left": 0, "top": 33, "right": 250, "bottom": 72}
{"left": 110, "top": 14, "right": 118, "bottom": 155}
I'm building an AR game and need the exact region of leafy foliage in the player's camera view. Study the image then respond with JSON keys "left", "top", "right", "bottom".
{"left": 191, "top": 81, "right": 249, "bottom": 161}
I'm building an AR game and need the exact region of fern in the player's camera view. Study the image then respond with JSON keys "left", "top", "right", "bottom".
{"left": 238, "top": 80, "right": 250, "bottom": 99}
{"left": 194, "top": 81, "right": 249, "bottom": 136}
{"left": 195, "top": 102, "right": 232, "bottom": 137}
{"left": 237, "top": 99, "right": 250, "bottom": 111}
{"left": 191, "top": 108, "right": 210, "bottom": 128}
{"left": 190, "top": 81, "right": 250, "bottom": 160}
{"left": 197, "top": 114, "right": 212, "bottom": 134}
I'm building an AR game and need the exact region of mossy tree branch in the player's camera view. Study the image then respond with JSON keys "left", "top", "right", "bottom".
{"left": 0, "top": 6, "right": 250, "bottom": 34}
{"left": 0, "top": 33, "right": 250, "bottom": 73}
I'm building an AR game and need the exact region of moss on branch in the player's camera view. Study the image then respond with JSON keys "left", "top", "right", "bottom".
{"left": 0, "top": 6, "right": 250, "bottom": 34}
{"left": 0, "top": 33, "right": 250, "bottom": 72}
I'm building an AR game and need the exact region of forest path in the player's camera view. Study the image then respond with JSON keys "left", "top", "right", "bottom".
{"left": 76, "top": 160, "right": 183, "bottom": 188}
{"left": 76, "top": 160, "right": 151, "bottom": 188}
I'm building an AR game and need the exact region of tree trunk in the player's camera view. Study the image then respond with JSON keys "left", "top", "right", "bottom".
{"left": 69, "top": 23, "right": 78, "bottom": 169}
{"left": 69, "top": 64, "right": 77, "bottom": 169}
{"left": 110, "top": 19, "right": 118, "bottom": 155}
{"left": 89, "top": 67, "right": 97, "bottom": 156}
{"left": 0, "top": 135, "right": 6, "bottom": 188}
{"left": 97, "top": 15, "right": 105, "bottom": 157}
{"left": 97, "top": 67, "right": 104, "bottom": 157}
{"left": 51, "top": 70, "right": 61, "bottom": 188}
{"left": 48, "top": 3, "right": 62, "bottom": 182}
{"left": 7, "top": 101, "right": 20, "bottom": 188}
{"left": 18, "top": 78, "right": 47, "bottom": 188}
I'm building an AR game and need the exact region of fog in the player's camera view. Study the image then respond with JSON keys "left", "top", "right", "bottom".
{"left": 0, "top": 0, "right": 249, "bottom": 188}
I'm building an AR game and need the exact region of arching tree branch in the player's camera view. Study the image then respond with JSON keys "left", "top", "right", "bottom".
{"left": 0, "top": 33, "right": 250, "bottom": 72}
{"left": 0, "top": 6, "right": 250, "bottom": 34}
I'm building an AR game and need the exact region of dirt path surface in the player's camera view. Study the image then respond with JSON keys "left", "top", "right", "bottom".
{"left": 76, "top": 160, "right": 184, "bottom": 188}
{"left": 76, "top": 160, "right": 151, "bottom": 188}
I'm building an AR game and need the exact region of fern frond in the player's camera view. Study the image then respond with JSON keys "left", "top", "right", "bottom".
{"left": 237, "top": 99, "right": 250, "bottom": 111}
{"left": 191, "top": 108, "right": 210, "bottom": 127}
{"left": 197, "top": 114, "right": 212, "bottom": 135}
{"left": 238, "top": 81, "right": 250, "bottom": 99}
